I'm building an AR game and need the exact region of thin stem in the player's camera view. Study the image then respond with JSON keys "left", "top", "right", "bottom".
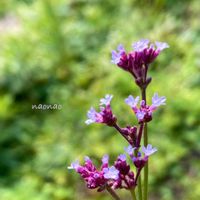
{"left": 141, "top": 88, "right": 148, "bottom": 200}
{"left": 106, "top": 185, "right": 121, "bottom": 200}
{"left": 130, "top": 189, "right": 137, "bottom": 200}
{"left": 137, "top": 176, "right": 143, "bottom": 200}
{"left": 143, "top": 123, "right": 148, "bottom": 200}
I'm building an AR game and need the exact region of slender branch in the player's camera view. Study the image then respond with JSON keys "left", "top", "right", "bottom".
{"left": 136, "top": 123, "right": 144, "bottom": 148}
{"left": 106, "top": 185, "right": 121, "bottom": 200}
{"left": 135, "top": 168, "right": 142, "bottom": 185}
{"left": 113, "top": 123, "right": 130, "bottom": 144}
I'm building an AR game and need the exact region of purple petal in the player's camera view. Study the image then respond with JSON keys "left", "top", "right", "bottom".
{"left": 142, "top": 144, "right": 157, "bottom": 156}
{"left": 152, "top": 93, "right": 166, "bottom": 107}
{"left": 125, "top": 95, "right": 140, "bottom": 108}
{"left": 155, "top": 41, "right": 169, "bottom": 51}
{"left": 118, "top": 154, "right": 126, "bottom": 161}
{"left": 136, "top": 110, "right": 145, "bottom": 121}
{"left": 102, "top": 154, "right": 109, "bottom": 164}
{"left": 117, "top": 44, "right": 125, "bottom": 52}
{"left": 85, "top": 107, "right": 97, "bottom": 124}
{"left": 111, "top": 50, "right": 121, "bottom": 64}
{"left": 84, "top": 156, "right": 91, "bottom": 162}
{"left": 111, "top": 44, "right": 125, "bottom": 64}
{"left": 124, "top": 145, "right": 135, "bottom": 156}
{"left": 100, "top": 94, "right": 113, "bottom": 106}
{"left": 103, "top": 166, "right": 119, "bottom": 180}
{"left": 68, "top": 160, "right": 80, "bottom": 170}
{"left": 132, "top": 39, "right": 150, "bottom": 52}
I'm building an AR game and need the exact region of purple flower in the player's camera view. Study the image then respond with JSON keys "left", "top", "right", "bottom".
{"left": 68, "top": 160, "right": 80, "bottom": 170}
{"left": 132, "top": 39, "right": 150, "bottom": 52}
{"left": 155, "top": 41, "right": 169, "bottom": 51}
{"left": 68, "top": 155, "right": 119, "bottom": 191}
{"left": 135, "top": 110, "right": 146, "bottom": 121}
{"left": 102, "top": 154, "right": 109, "bottom": 164}
{"left": 101, "top": 154, "right": 109, "bottom": 169}
{"left": 125, "top": 93, "right": 166, "bottom": 123}
{"left": 85, "top": 107, "right": 103, "bottom": 125}
{"left": 112, "top": 40, "right": 169, "bottom": 88}
{"left": 150, "top": 93, "right": 166, "bottom": 110}
{"left": 100, "top": 94, "right": 113, "bottom": 106}
{"left": 111, "top": 44, "right": 125, "bottom": 64}
{"left": 125, "top": 145, "right": 135, "bottom": 157}
{"left": 142, "top": 144, "right": 157, "bottom": 156}
{"left": 118, "top": 154, "right": 126, "bottom": 161}
{"left": 125, "top": 95, "right": 140, "bottom": 108}
{"left": 103, "top": 166, "right": 119, "bottom": 180}
{"left": 85, "top": 95, "right": 117, "bottom": 126}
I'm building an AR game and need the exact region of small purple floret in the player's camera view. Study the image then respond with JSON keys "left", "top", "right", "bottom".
{"left": 155, "top": 41, "right": 169, "bottom": 51}
{"left": 100, "top": 94, "right": 113, "bottom": 106}
{"left": 125, "top": 95, "right": 140, "bottom": 108}
{"left": 132, "top": 39, "right": 150, "bottom": 52}
{"left": 103, "top": 166, "right": 119, "bottom": 180}
{"left": 68, "top": 160, "right": 80, "bottom": 170}
{"left": 142, "top": 144, "right": 157, "bottom": 156}
{"left": 85, "top": 95, "right": 116, "bottom": 126}
{"left": 151, "top": 93, "right": 166, "bottom": 107}
{"left": 111, "top": 44, "right": 125, "bottom": 64}
{"left": 125, "top": 145, "right": 135, "bottom": 156}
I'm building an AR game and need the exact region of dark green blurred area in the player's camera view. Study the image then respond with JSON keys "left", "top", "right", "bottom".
{"left": 0, "top": 0, "right": 199, "bottom": 199}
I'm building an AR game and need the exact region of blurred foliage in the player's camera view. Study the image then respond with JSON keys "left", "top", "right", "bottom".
{"left": 0, "top": 0, "right": 199, "bottom": 200}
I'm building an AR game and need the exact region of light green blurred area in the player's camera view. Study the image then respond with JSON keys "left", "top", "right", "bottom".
{"left": 0, "top": 0, "right": 199, "bottom": 200}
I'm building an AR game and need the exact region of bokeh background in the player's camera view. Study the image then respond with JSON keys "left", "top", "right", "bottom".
{"left": 0, "top": 0, "right": 199, "bottom": 200}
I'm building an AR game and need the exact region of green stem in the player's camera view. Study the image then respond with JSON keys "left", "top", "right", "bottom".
{"left": 130, "top": 189, "right": 137, "bottom": 200}
{"left": 143, "top": 123, "right": 148, "bottom": 200}
{"left": 106, "top": 185, "right": 121, "bottom": 200}
{"left": 141, "top": 88, "right": 148, "bottom": 200}
{"left": 134, "top": 150, "right": 142, "bottom": 200}
{"left": 138, "top": 175, "right": 143, "bottom": 200}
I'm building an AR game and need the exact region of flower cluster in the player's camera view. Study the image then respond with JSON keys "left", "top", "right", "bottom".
{"left": 85, "top": 94, "right": 116, "bottom": 126}
{"left": 68, "top": 144, "right": 157, "bottom": 191}
{"left": 111, "top": 39, "right": 169, "bottom": 88}
{"left": 125, "top": 93, "right": 166, "bottom": 123}
{"left": 68, "top": 39, "right": 168, "bottom": 199}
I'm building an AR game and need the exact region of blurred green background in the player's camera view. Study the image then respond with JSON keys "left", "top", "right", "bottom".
{"left": 0, "top": 0, "right": 199, "bottom": 200}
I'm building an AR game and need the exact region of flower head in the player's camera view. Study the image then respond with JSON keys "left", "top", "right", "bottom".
{"left": 112, "top": 40, "right": 169, "bottom": 88}
{"left": 132, "top": 39, "right": 150, "bottom": 52}
{"left": 111, "top": 44, "right": 125, "bottom": 64}
{"left": 100, "top": 94, "right": 113, "bottom": 106}
{"left": 125, "top": 95, "right": 140, "bottom": 108}
{"left": 151, "top": 93, "right": 166, "bottom": 109}
{"left": 155, "top": 41, "right": 169, "bottom": 51}
{"left": 68, "top": 160, "right": 80, "bottom": 170}
{"left": 103, "top": 166, "right": 119, "bottom": 180}
{"left": 142, "top": 144, "right": 157, "bottom": 156}
{"left": 85, "top": 95, "right": 116, "bottom": 126}
{"left": 124, "top": 145, "right": 135, "bottom": 157}
{"left": 125, "top": 93, "right": 166, "bottom": 123}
